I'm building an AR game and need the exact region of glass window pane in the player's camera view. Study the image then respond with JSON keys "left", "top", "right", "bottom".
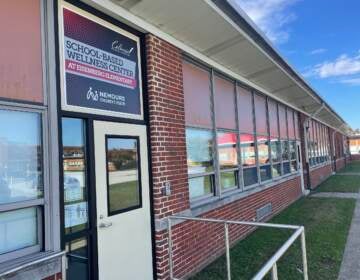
{"left": 240, "top": 134, "right": 256, "bottom": 167}
{"left": 291, "top": 160, "right": 298, "bottom": 172}
{"left": 254, "top": 94, "right": 268, "bottom": 135}
{"left": 272, "top": 163, "right": 281, "bottom": 178}
{"left": 287, "top": 109, "right": 295, "bottom": 139}
{"left": 278, "top": 105, "right": 287, "bottom": 138}
{"left": 290, "top": 141, "right": 297, "bottom": 160}
{"left": 257, "top": 136, "right": 270, "bottom": 165}
{"left": 283, "top": 162, "right": 291, "bottom": 174}
{"left": 243, "top": 167, "right": 258, "bottom": 186}
{"left": 260, "top": 165, "right": 271, "bottom": 181}
{"left": 220, "top": 171, "right": 237, "bottom": 190}
{"left": 282, "top": 141, "right": 289, "bottom": 161}
{"left": 270, "top": 138, "right": 281, "bottom": 163}
{"left": 0, "top": 109, "right": 43, "bottom": 204}
{"left": 189, "top": 175, "right": 213, "bottom": 200}
{"left": 294, "top": 112, "right": 300, "bottom": 139}
{"left": 186, "top": 128, "right": 214, "bottom": 174}
{"left": 214, "top": 76, "right": 236, "bottom": 130}
{"left": 0, "top": 207, "right": 38, "bottom": 255}
{"left": 218, "top": 131, "right": 237, "bottom": 169}
{"left": 268, "top": 100, "right": 279, "bottom": 137}
{"left": 62, "top": 118, "right": 88, "bottom": 235}
{"left": 106, "top": 137, "right": 141, "bottom": 215}
{"left": 183, "top": 61, "right": 212, "bottom": 128}
{"left": 237, "top": 86, "right": 254, "bottom": 134}
{"left": 66, "top": 237, "right": 89, "bottom": 280}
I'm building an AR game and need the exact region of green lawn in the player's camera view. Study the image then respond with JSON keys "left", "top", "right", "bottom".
{"left": 338, "top": 161, "right": 360, "bottom": 173}
{"left": 190, "top": 198, "right": 355, "bottom": 280}
{"left": 316, "top": 175, "right": 360, "bottom": 193}
{"left": 109, "top": 180, "right": 139, "bottom": 212}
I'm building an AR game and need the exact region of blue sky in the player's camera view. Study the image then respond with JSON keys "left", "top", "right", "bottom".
{"left": 234, "top": 0, "right": 360, "bottom": 129}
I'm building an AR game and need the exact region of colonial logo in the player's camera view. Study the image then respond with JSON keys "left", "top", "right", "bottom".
{"left": 86, "top": 87, "right": 99, "bottom": 101}
{"left": 111, "top": 40, "right": 134, "bottom": 56}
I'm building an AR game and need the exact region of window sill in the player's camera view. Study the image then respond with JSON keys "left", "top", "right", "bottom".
{"left": 0, "top": 251, "right": 65, "bottom": 278}
{"left": 309, "top": 162, "right": 332, "bottom": 171}
{"left": 190, "top": 172, "right": 301, "bottom": 217}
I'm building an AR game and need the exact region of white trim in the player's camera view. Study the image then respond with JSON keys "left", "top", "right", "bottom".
{"left": 58, "top": 1, "right": 144, "bottom": 120}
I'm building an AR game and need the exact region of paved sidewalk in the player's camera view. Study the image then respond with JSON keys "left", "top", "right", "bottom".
{"left": 338, "top": 195, "right": 360, "bottom": 280}
{"left": 311, "top": 192, "right": 360, "bottom": 199}
{"left": 335, "top": 173, "right": 360, "bottom": 176}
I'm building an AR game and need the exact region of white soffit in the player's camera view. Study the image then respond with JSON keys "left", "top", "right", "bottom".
{"left": 89, "top": 0, "right": 349, "bottom": 134}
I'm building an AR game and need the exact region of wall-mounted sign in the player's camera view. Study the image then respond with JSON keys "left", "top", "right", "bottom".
{"left": 58, "top": 2, "right": 143, "bottom": 119}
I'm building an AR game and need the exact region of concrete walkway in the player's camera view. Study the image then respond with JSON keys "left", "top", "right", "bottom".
{"left": 311, "top": 190, "right": 360, "bottom": 279}
{"left": 335, "top": 172, "right": 360, "bottom": 176}
{"left": 311, "top": 192, "right": 360, "bottom": 199}
{"left": 338, "top": 194, "right": 360, "bottom": 280}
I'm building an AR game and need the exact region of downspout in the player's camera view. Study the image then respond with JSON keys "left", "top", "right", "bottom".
{"left": 303, "top": 103, "right": 326, "bottom": 193}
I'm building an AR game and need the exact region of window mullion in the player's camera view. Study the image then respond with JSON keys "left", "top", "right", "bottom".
{"left": 210, "top": 69, "right": 221, "bottom": 197}
{"left": 234, "top": 83, "right": 244, "bottom": 191}
{"left": 251, "top": 91, "right": 260, "bottom": 184}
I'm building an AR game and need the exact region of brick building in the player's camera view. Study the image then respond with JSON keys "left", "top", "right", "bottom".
{"left": 0, "top": 1, "right": 353, "bottom": 280}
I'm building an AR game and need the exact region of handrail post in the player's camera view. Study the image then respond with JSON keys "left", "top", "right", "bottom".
{"left": 168, "top": 217, "right": 174, "bottom": 280}
{"left": 271, "top": 263, "right": 278, "bottom": 280}
{"left": 301, "top": 228, "right": 309, "bottom": 280}
{"left": 224, "top": 223, "right": 231, "bottom": 280}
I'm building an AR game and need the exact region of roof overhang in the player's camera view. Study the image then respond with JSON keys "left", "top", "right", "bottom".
{"left": 81, "top": 0, "right": 351, "bottom": 135}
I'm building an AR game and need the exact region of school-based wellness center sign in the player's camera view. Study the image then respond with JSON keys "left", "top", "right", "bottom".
{"left": 60, "top": 6, "right": 143, "bottom": 118}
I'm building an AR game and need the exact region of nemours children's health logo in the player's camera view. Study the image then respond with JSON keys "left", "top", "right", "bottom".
{"left": 86, "top": 86, "right": 126, "bottom": 107}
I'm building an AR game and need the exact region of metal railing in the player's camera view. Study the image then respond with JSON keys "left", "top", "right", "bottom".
{"left": 0, "top": 251, "right": 66, "bottom": 280}
{"left": 168, "top": 216, "right": 308, "bottom": 280}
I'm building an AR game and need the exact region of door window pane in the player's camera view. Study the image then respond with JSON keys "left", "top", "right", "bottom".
{"left": 189, "top": 175, "right": 213, "bottom": 200}
{"left": 66, "top": 237, "right": 89, "bottom": 280}
{"left": 257, "top": 136, "right": 270, "bottom": 165}
{"left": 0, "top": 207, "right": 38, "bottom": 255}
{"left": 220, "top": 171, "right": 237, "bottom": 190}
{"left": 240, "top": 134, "right": 256, "bottom": 167}
{"left": 183, "top": 61, "right": 212, "bottom": 128}
{"left": 106, "top": 137, "right": 141, "bottom": 215}
{"left": 214, "top": 76, "right": 236, "bottom": 130}
{"left": 0, "top": 109, "right": 43, "bottom": 204}
{"left": 62, "top": 118, "right": 88, "bottom": 234}
{"left": 186, "top": 128, "right": 214, "bottom": 175}
{"left": 217, "top": 131, "right": 237, "bottom": 169}
{"left": 237, "top": 87, "right": 254, "bottom": 134}
{"left": 243, "top": 167, "right": 258, "bottom": 187}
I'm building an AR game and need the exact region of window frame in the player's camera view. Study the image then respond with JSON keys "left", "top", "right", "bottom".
{"left": 0, "top": 104, "right": 48, "bottom": 263}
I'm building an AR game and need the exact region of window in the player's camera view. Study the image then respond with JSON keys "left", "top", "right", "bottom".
{"left": 62, "top": 118, "right": 88, "bottom": 235}
{"left": 66, "top": 237, "right": 89, "bottom": 280}
{"left": 215, "top": 76, "right": 238, "bottom": 191}
{"left": 0, "top": 109, "right": 43, "bottom": 260}
{"left": 106, "top": 137, "right": 141, "bottom": 214}
{"left": 255, "top": 94, "right": 271, "bottom": 182}
{"left": 183, "top": 60, "right": 301, "bottom": 204}
{"left": 307, "top": 120, "right": 331, "bottom": 167}
{"left": 186, "top": 128, "right": 214, "bottom": 200}
{"left": 238, "top": 87, "right": 258, "bottom": 187}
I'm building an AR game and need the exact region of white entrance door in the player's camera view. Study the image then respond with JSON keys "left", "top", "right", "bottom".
{"left": 93, "top": 121, "right": 153, "bottom": 280}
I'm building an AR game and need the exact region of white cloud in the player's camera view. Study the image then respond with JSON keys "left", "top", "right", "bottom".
{"left": 305, "top": 51, "right": 360, "bottom": 78}
{"left": 232, "top": 0, "right": 299, "bottom": 44}
{"left": 309, "top": 48, "right": 327, "bottom": 55}
{"left": 340, "top": 77, "right": 360, "bottom": 86}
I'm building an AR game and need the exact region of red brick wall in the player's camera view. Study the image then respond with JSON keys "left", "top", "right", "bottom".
{"left": 336, "top": 158, "right": 346, "bottom": 171}
{"left": 351, "top": 155, "right": 360, "bottom": 161}
{"left": 156, "top": 177, "right": 303, "bottom": 279}
{"left": 146, "top": 34, "right": 304, "bottom": 279}
{"left": 42, "top": 273, "right": 62, "bottom": 280}
{"left": 309, "top": 164, "right": 333, "bottom": 189}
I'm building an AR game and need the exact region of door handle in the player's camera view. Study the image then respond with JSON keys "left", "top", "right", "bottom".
{"left": 99, "top": 221, "right": 113, "bottom": 228}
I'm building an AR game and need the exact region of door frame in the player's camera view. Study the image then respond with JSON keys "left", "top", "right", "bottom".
{"left": 54, "top": 1, "right": 157, "bottom": 279}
